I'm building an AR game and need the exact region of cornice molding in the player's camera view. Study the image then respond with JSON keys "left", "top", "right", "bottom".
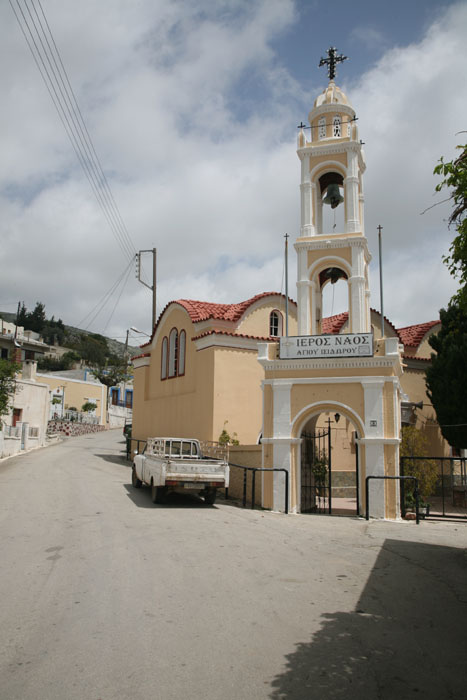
{"left": 262, "top": 374, "right": 400, "bottom": 386}
{"left": 260, "top": 356, "right": 401, "bottom": 373}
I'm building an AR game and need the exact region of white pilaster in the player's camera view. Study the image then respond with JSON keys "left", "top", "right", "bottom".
{"left": 362, "top": 379, "right": 385, "bottom": 517}
{"left": 271, "top": 382, "right": 292, "bottom": 512}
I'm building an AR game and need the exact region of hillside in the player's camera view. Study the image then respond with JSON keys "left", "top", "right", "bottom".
{"left": 0, "top": 310, "right": 140, "bottom": 358}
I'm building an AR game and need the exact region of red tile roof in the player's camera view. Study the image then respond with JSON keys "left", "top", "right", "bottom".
{"left": 321, "top": 312, "right": 348, "bottom": 334}
{"left": 140, "top": 293, "right": 296, "bottom": 346}
{"left": 397, "top": 321, "right": 439, "bottom": 348}
{"left": 192, "top": 330, "right": 277, "bottom": 342}
{"left": 176, "top": 292, "right": 296, "bottom": 323}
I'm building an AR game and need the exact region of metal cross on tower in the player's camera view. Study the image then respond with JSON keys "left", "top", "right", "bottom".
{"left": 319, "top": 47, "right": 348, "bottom": 81}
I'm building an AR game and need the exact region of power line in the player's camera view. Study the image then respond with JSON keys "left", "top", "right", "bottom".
{"left": 102, "top": 263, "right": 133, "bottom": 334}
{"left": 76, "top": 259, "right": 133, "bottom": 329}
{"left": 9, "top": 0, "right": 137, "bottom": 263}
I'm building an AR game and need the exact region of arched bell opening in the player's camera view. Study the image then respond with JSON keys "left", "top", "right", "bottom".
{"left": 319, "top": 267, "right": 349, "bottom": 320}
{"left": 298, "top": 407, "right": 362, "bottom": 516}
{"left": 319, "top": 171, "right": 344, "bottom": 234}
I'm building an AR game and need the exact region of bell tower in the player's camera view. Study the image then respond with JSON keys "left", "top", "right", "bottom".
{"left": 296, "top": 47, "right": 370, "bottom": 336}
{"left": 258, "top": 48, "right": 403, "bottom": 520}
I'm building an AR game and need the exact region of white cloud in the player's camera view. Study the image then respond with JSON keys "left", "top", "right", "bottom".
{"left": 0, "top": 0, "right": 466, "bottom": 341}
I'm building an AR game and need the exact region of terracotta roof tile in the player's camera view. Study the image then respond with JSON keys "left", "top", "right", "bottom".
{"left": 141, "top": 293, "right": 297, "bottom": 346}
{"left": 321, "top": 312, "right": 349, "bottom": 334}
{"left": 192, "top": 330, "right": 277, "bottom": 342}
{"left": 177, "top": 292, "right": 296, "bottom": 323}
{"left": 397, "top": 321, "right": 439, "bottom": 348}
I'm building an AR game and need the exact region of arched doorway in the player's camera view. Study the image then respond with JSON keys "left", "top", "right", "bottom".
{"left": 299, "top": 410, "right": 361, "bottom": 516}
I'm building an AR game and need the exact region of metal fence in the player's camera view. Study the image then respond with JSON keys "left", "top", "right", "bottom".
{"left": 400, "top": 456, "right": 467, "bottom": 520}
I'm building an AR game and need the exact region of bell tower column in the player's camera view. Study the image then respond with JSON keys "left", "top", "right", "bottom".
{"left": 345, "top": 149, "right": 361, "bottom": 233}
{"left": 299, "top": 150, "right": 315, "bottom": 238}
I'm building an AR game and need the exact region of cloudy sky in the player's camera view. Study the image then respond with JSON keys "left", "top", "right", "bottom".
{"left": 1, "top": 0, "right": 466, "bottom": 343}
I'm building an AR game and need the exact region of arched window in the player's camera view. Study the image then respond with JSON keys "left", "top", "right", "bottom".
{"left": 333, "top": 115, "right": 341, "bottom": 137}
{"left": 161, "top": 337, "right": 168, "bottom": 379}
{"left": 168, "top": 328, "right": 178, "bottom": 378}
{"left": 178, "top": 330, "right": 186, "bottom": 376}
{"left": 269, "top": 310, "right": 283, "bottom": 337}
{"left": 318, "top": 116, "right": 326, "bottom": 140}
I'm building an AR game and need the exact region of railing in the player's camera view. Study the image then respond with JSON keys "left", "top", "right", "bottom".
{"left": 2, "top": 425, "right": 21, "bottom": 438}
{"left": 53, "top": 410, "right": 99, "bottom": 425}
{"left": 365, "top": 475, "right": 420, "bottom": 524}
{"left": 227, "top": 463, "right": 289, "bottom": 514}
{"left": 110, "top": 400, "right": 133, "bottom": 409}
{"left": 201, "top": 441, "right": 229, "bottom": 460}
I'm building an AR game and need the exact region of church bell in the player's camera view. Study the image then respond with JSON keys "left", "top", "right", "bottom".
{"left": 323, "top": 183, "right": 344, "bottom": 209}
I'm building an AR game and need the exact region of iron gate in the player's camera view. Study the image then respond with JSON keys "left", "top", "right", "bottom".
{"left": 301, "top": 427, "right": 331, "bottom": 513}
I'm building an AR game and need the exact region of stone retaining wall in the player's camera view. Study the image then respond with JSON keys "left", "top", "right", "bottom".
{"left": 47, "top": 420, "right": 108, "bottom": 438}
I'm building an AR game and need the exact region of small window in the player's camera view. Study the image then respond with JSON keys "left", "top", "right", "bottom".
{"left": 318, "top": 116, "right": 326, "bottom": 140}
{"left": 179, "top": 330, "right": 186, "bottom": 376}
{"left": 333, "top": 115, "right": 341, "bottom": 137}
{"left": 125, "top": 390, "right": 133, "bottom": 408}
{"left": 269, "top": 310, "right": 283, "bottom": 337}
{"left": 161, "top": 337, "right": 168, "bottom": 379}
{"left": 182, "top": 441, "right": 191, "bottom": 457}
{"left": 168, "top": 329, "right": 178, "bottom": 378}
{"left": 171, "top": 441, "right": 181, "bottom": 457}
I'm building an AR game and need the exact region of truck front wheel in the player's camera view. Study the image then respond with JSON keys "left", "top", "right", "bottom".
{"left": 204, "top": 488, "right": 217, "bottom": 505}
{"left": 132, "top": 466, "right": 142, "bottom": 488}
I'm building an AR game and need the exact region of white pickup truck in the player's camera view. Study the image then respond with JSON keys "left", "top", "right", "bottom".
{"left": 132, "top": 437, "right": 229, "bottom": 505}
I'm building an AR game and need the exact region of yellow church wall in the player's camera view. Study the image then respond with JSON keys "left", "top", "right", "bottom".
{"left": 417, "top": 330, "right": 439, "bottom": 359}
{"left": 383, "top": 382, "right": 396, "bottom": 438}
{"left": 147, "top": 307, "right": 197, "bottom": 401}
{"left": 132, "top": 305, "right": 216, "bottom": 444}
{"left": 290, "top": 384, "right": 364, "bottom": 435}
{"left": 237, "top": 300, "right": 297, "bottom": 337}
{"left": 211, "top": 347, "right": 263, "bottom": 444}
{"left": 400, "top": 367, "right": 449, "bottom": 457}
{"left": 384, "top": 444, "right": 398, "bottom": 519}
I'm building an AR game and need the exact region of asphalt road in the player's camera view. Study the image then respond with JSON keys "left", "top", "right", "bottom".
{"left": 0, "top": 429, "right": 466, "bottom": 700}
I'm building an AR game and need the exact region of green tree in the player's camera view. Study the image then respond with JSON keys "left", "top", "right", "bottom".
{"left": 17, "top": 302, "right": 27, "bottom": 327}
{"left": 434, "top": 143, "right": 467, "bottom": 310}
{"left": 425, "top": 303, "right": 467, "bottom": 449}
{"left": 0, "top": 359, "right": 20, "bottom": 427}
{"left": 91, "top": 359, "right": 131, "bottom": 411}
{"left": 400, "top": 426, "right": 439, "bottom": 504}
{"left": 77, "top": 334, "right": 108, "bottom": 366}
{"left": 27, "top": 302, "right": 47, "bottom": 333}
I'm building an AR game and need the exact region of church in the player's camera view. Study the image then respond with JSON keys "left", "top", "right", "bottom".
{"left": 132, "top": 49, "right": 445, "bottom": 519}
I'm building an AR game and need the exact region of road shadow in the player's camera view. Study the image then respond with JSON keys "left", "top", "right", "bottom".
{"left": 95, "top": 452, "right": 130, "bottom": 467}
{"left": 269, "top": 538, "right": 467, "bottom": 700}
{"left": 123, "top": 484, "right": 218, "bottom": 509}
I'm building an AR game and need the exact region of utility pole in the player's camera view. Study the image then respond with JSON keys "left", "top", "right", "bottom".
{"left": 135, "top": 248, "right": 157, "bottom": 331}
{"left": 284, "top": 234, "right": 289, "bottom": 337}
{"left": 377, "top": 225, "right": 384, "bottom": 340}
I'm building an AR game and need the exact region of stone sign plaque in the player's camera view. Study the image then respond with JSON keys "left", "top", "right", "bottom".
{"left": 279, "top": 333, "right": 374, "bottom": 359}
